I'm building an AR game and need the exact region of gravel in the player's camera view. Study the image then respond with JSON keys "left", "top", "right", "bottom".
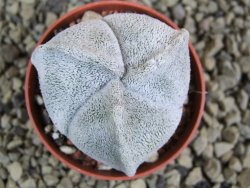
{"left": 1, "top": 0, "right": 250, "bottom": 187}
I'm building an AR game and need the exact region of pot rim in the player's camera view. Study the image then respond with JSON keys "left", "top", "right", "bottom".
{"left": 25, "top": 0, "right": 206, "bottom": 181}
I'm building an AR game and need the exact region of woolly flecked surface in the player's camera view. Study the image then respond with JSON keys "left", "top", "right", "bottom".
{"left": 31, "top": 13, "right": 190, "bottom": 176}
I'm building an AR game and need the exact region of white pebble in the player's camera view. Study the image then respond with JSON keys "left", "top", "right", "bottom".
{"left": 97, "top": 163, "right": 112, "bottom": 170}
{"left": 59, "top": 146, "right": 76, "bottom": 154}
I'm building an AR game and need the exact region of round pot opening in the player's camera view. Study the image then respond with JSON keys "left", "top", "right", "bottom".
{"left": 25, "top": 0, "right": 205, "bottom": 181}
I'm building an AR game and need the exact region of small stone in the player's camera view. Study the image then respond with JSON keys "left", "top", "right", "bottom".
{"left": 205, "top": 34, "right": 223, "bottom": 57}
{"left": 97, "top": 163, "right": 112, "bottom": 171}
{"left": 0, "top": 179, "right": 4, "bottom": 188}
{"left": 52, "top": 132, "right": 59, "bottom": 140}
{"left": 217, "top": 62, "right": 241, "bottom": 91}
{"left": 242, "top": 155, "right": 250, "bottom": 168}
{"left": 6, "top": 178, "right": 18, "bottom": 188}
{"left": 202, "top": 144, "right": 214, "bottom": 159}
{"left": 19, "top": 178, "right": 36, "bottom": 188}
{"left": 204, "top": 57, "right": 216, "bottom": 71}
{"left": 165, "top": 169, "right": 181, "bottom": 186}
{"left": 68, "top": 169, "right": 81, "bottom": 184}
{"left": 115, "top": 183, "right": 127, "bottom": 188}
{"left": 1, "top": 114, "right": 11, "bottom": 129}
{"left": 214, "top": 142, "right": 234, "bottom": 157}
{"left": 225, "top": 110, "right": 241, "bottom": 126}
{"left": 6, "top": 2, "right": 19, "bottom": 15}
{"left": 44, "top": 175, "right": 59, "bottom": 186}
{"left": 239, "top": 124, "right": 250, "bottom": 139}
{"left": 229, "top": 157, "right": 242, "bottom": 172}
{"left": 237, "top": 169, "right": 250, "bottom": 188}
{"left": 44, "top": 124, "right": 53, "bottom": 133}
{"left": 7, "top": 139, "right": 23, "bottom": 150}
{"left": 1, "top": 44, "right": 20, "bottom": 63}
{"left": 243, "top": 110, "right": 250, "bottom": 124}
{"left": 7, "top": 162, "right": 23, "bottom": 181}
{"left": 0, "top": 150, "right": 10, "bottom": 165}
{"left": 59, "top": 146, "right": 76, "bottom": 154}
{"left": 130, "top": 179, "right": 146, "bottom": 188}
{"left": 46, "top": 12, "right": 58, "bottom": 27}
{"left": 239, "top": 56, "right": 250, "bottom": 73}
{"left": 237, "top": 89, "right": 249, "bottom": 110}
{"left": 172, "top": 4, "right": 185, "bottom": 20}
{"left": 41, "top": 165, "right": 53, "bottom": 175}
{"left": 192, "top": 134, "right": 208, "bottom": 156}
{"left": 20, "top": 3, "right": 34, "bottom": 20}
{"left": 185, "top": 167, "right": 203, "bottom": 186}
{"left": 96, "top": 181, "right": 108, "bottom": 188}
{"left": 222, "top": 127, "right": 239, "bottom": 144}
{"left": 19, "top": 0, "right": 36, "bottom": 4}
{"left": 177, "top": 153, "right": 192, "bottom": 168}
{"left": 204, "top": 158, "right": 221, "bottom": 182}
{"left": 81, "top": 11, "right": 102, "bottom": 22}
{"left": 57, "top": 177, "right": 73, "bottom": 188}
{"left": 183, "top": 0, "right": 197, "bottom": 8}
{"left": 163, "top": 0, "right": 178, "bottom": 7}
{"left": 207, "top": 127, "right": 220, "bottom": 143}
{"left": 0, "top": 167, "right": 8, "bottom": 179}
{"left": 223, "top": 168, "right": 236, "bottom": 184}
{"left": 221, "top": 150, "right": 233, "bottom": 163}
{"left": 35, "top": 95, "right": 44, "bottom": 105}
{"left": 145, "top": 152, "right": 159, "bottom": 163}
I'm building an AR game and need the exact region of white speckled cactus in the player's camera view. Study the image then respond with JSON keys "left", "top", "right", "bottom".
{"left": 31, "top": 13, "right": 190, "bottom": 176}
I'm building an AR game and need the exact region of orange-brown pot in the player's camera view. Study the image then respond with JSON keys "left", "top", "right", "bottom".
{"left": 25, "top": 0, "right": 205, "bottom": 180}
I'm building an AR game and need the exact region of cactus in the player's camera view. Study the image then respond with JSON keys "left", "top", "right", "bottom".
{"left": 31, "top": 13, "right": 190, "bottom": 176}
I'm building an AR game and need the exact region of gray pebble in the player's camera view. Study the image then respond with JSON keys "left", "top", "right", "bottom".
{"left": 222, "top": 127, "right": 239, "bottom": 144}
{"left": 205, "top": 34, "right": 223, "bottom": 57}
{"left": 204, "top": 158, "right": 221, "bottom": 182}
{"left": 43, "top": 175, "right": 59, "bottom": 186}
{"left": 192, "top": 134, "right": 208, "bottom": 156}
{"left": 204, "top": 57, "right": 216, "bottom": 72}
{"left": 57, "top": 177, "right": 73, "bottom": 188}
{"left": 41, "top": 165, "right": 53, "bottom": 175}
{"left": 237, "top": 169, "right": 250, "bottom": 188}
{"left": 214, "top": 142, "right": 234, "bottom": 157}
{"left": 172, "top": 4, "right": 185, "bottom": 20}
{"left": 165, "top": 169, "right": 181, "bottom": 186}
{"left": 229, "top": 157, "right": 242, "bottom": 172}
{"left": 242, "top": 110, "right": 250, "bottom": 125}
{"left": 223, "top": 168, "right": 236, "bottom": 184}
{"left": 225, "top": 110, "right": 241, "bottom": 126}
{"left": 1, "top": 44, "right": 20, "bottom": 63}
{"left": 130, "top": 179, "right": 146, "bottom": 188}
{"left": 0, "top": 178, "right": 4, "bottom": 188}
{"left": 185, "top": 167, "right": 203, "bottom": 186}
{"left": 7, "top": 162, "right": 23, "bottom": 181}
{"left": 7, "top": 139, "right": 23, "bottom": 150}
{"left": 237, "top": 89, "right": 249, "bottom": 110}
{"left": 81, "top": 11, "right": 102, "bottom": 22}
{"left": 163, "top": 0, "right": 178, "bottom": 7}
{"left": 19, "top": 178, "right": 36, "bottom": 188}
{"left": 45, "top": 12, "right": 58, "bottom": 27}
{"left": 242, "top": 155, "right": 250, "bottom": 168}
{"left": 1, "top": 114, "right": 11, "bottom": 129}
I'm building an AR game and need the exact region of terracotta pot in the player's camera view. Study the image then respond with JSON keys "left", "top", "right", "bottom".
{"left": 25, "top": 0, "right": 205, "bottom": 180}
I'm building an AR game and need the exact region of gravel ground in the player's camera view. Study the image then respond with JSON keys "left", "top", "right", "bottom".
{"left": 0, "top": 0, "right": 250, "bottom": 188}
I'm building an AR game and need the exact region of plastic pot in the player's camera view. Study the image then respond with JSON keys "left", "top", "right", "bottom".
{"left": 25, "top": 0, "right": 205, "bottom": 181}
